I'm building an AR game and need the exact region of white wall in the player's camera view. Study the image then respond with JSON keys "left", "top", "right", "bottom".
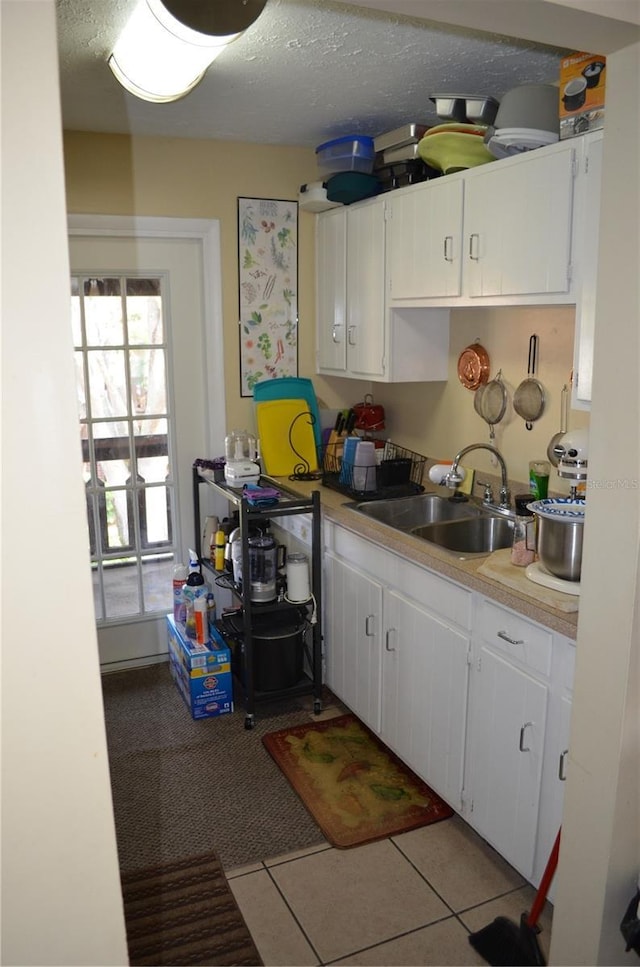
{"left": 550, "top": 38, "right": 640, "bottom": 965}
{"left": 0, "top": 2, "right": 128, "bottom": 964}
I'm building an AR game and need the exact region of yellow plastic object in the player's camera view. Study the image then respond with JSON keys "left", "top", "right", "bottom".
{"left": 458, "top": 465, "right": 475, "bottom": 495}
{"left": 256, "top": 399, "right": 319, "bottom": 476}
{"left": 418, "top": 132, "right": 495, "bottom": 173}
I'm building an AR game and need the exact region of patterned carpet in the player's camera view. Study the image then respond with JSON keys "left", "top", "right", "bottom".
{"left": 102, "top": 662, "right": 330, "bottom": 872}
{"left": 121, "top": 851, "right": 262, "bottom": 966}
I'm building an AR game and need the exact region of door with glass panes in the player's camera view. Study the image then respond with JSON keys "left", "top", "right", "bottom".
{"left": 68, "top": 226, "right": 226, "bottom": 666}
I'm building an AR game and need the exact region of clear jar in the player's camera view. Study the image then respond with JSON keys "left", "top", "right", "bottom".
{"left": 511, "top": 515, "right": 536, "bottom": 567}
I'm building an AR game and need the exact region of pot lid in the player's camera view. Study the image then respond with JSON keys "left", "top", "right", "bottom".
{"left": 457, "top": 342, "right": 490, "bottom": 390}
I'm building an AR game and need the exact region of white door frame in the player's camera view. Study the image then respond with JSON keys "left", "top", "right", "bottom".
{"left": 67, "top": 215, "right": 226, "bottom": 457}
{"left": 68, "top": 215, "right": 227, "bottom": 668}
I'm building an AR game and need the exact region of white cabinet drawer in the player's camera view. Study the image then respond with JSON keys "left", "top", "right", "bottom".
{"left": 477, "top": 598, "right": 552, "bottom": 678}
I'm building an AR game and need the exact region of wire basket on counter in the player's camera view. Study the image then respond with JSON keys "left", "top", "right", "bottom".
{"left": 321, "top": 439, "right": 426, "bottom": 500}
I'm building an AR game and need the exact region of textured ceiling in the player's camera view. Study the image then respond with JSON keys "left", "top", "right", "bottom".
{"left": 56, "top": 0, "right": 570, "bottom": 147}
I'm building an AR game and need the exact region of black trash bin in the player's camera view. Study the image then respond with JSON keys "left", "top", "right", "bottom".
{"left": 251, "top": 611, "right": 304, "bottom": 691}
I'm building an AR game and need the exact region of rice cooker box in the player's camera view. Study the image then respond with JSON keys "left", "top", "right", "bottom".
{"left": 559, "top": 51, "right": 606, "bottom": 140}
{"left": 167, "top": 614, "right": 233, "bottom": 720}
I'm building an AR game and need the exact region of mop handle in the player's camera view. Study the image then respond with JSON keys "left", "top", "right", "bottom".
{"left": 527, "top": 829, "right": 562, "bottom": 928}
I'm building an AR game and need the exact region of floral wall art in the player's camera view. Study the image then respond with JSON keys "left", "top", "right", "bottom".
{"left": 238, "top": 197, "right": 298, "bottom": 396}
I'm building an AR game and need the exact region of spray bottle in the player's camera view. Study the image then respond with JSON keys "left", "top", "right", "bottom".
{"left": 172, "top": 562, "right": 188, "bottom": 623}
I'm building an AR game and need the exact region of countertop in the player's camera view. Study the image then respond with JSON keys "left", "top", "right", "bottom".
{"left": 264, "top": 475, "right": 579, "bottom": 641}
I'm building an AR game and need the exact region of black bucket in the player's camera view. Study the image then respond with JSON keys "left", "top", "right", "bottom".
{"left": 223, "top": 610, "right": 304, "bottom": 692}
{"left": 252, "top": 612, "right": 304, "bottom": 691}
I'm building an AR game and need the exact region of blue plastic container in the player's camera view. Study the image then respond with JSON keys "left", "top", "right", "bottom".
{"left": 316, "top": 135, "right": 375, "bottom": 175}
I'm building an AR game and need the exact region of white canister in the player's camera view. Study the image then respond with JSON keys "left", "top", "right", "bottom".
{"left": 286, "top": 553, "right": 310, "bottom": 602}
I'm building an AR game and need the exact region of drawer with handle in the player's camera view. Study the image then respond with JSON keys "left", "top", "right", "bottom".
{"left": 477, "top": 597, "right": 552, "bottom": 677}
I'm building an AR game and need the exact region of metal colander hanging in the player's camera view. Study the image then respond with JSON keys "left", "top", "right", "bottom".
{"left": 474, "top": 370, "right": 507, "bottom": 442}
{"left": 514, "top": 334, "right": 546, "bottom": 430}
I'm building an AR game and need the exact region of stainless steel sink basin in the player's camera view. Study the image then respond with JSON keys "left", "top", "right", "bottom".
{"left": 347, "top": 493, "right": 485, "bottom": 531}
{"left": 411, "top": 516, "right": 515, "bottom": 555}
{"left": 346, "top": 492, "right": 515, "bottom": 557}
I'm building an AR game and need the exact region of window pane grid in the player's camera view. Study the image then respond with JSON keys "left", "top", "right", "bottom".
{"left": 71, "top": 272, "right": 177, "bottom": 622}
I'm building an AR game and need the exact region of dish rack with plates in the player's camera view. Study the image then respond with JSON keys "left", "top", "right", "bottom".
{"left": 321, "top": 439, "right": 426, "bottom": 500}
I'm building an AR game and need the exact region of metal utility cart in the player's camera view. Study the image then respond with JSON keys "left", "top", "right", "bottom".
{"left": 193, "top": 466, "right": 323, "bottom": 729}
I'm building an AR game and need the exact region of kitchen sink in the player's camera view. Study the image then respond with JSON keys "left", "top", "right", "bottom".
{"left": 411, "top": 516, "right": 515, "bottom": 555}
{"left": 346, "top": 492, "right": 514, "bottom": 557}
{"left": 346, "top": 493, "right": 486, "bottom": 531}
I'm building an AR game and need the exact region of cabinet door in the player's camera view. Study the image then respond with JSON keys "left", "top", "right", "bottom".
{"left": 465, "top": 645, "right": 548, "bottom": 878}
{"left": 324, "top": 553, "right": 383, "bottom": 733}
{"left": 464, "top": 145, "right": 576, "bottom": 299}
{"left": 573, "top": 133, "right": 603, "bottom": 407}
{"left": 387, "top": 178, "right": 464, "bottom": 300}
{"left": 381, "top": 588, "right": 469, "bottom": 809}
{"left": 316, "top": 208, "right": 347, "bottom": 374}
{"left": 346, "top": 198, "right": 386, "bottom": 378}
{"left": 535, "top": 692, "right": 571, "bottom": 898}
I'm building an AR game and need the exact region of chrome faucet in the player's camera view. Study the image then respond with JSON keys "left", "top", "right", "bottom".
{"left": 445, "top": 444, "right": 512, "bottom": 510}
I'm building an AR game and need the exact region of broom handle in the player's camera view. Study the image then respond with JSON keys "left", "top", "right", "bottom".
{"left": 527, "top": 829, "right": 561, "bottom": 929}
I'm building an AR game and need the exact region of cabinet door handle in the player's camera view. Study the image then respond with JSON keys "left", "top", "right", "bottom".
{"left": 559, "top": 749, "right": 569, "bottom": 781}
{"left": 385, "top": 628, "right": 396, "bottom": 652}
{"left": 497, "top": 630, "right": 525, "bottom": 646}
{"left": 443, "top": 235, "right": 454, "bottom": 262}
{"left": 365, "top": 614, "right": 375, "bottom": 637}
{"left": 348, "top": 325, "right": 357, "bottom": 346}
{"left": 331, "top": 324, "right": 342, "bottom": 344}
{"left": 519, "top": 722, "right": 533, "bottom": 752}
{"left": 469, "top": 233, "right": 480, "bottom": 261}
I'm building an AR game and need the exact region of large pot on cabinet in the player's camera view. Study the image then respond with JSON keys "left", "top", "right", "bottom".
{"left": 527, "top": 498, "right": 586, "bottom": 581}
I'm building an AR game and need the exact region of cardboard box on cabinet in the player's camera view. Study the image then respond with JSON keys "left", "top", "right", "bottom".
{"left": 166, "top": 614, "right": 233, "bottom": 720}
{"left": 559, "top": 51, "right": 606, "bottom": 139}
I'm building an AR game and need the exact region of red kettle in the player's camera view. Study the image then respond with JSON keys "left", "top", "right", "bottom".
{"left": 352, "top": 394, "right": 385, "bottom": 432}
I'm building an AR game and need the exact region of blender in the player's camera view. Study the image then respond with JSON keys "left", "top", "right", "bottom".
{"left": 525, "top": 427, "right": 588, "bottom": 595}
{"left": 248, "top": 533, "right": 286, "bottom": 603}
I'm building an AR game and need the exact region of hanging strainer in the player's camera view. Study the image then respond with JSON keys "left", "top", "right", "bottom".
{"left": 514, "top": 334, "right": 546, "bottom": 430}
{"left": 474, "top": 369, "right": 507, "bottom": 442}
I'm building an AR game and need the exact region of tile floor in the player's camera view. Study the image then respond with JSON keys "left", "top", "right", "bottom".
{"left": 227, "top": 813, "right": 553, "bottom": 966}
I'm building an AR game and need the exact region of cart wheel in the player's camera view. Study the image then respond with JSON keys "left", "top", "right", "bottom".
{"left": 313, "top": 699, "right": 322, "bottom": 715}
{"left": 244, "top": 715, "right": 255, "bottom": 730}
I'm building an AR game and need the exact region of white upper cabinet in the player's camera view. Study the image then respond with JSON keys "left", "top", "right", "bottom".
{"left": 345, "top": 197, "right": 387, "bottom": 378}
{"left": 386, "top": 176, "right": 464, "bottom": 301}
{"left": 316, "top": 206, "right": 347, "bottom": 375}
{"left": 316, "top": 137, "right": 601, "bottom": 385}
{"left": 316, "top": 199, "right": 386, "bottom": 379}
{"left": 571, "top": 131, "right": 603, "bottom": 408}
{"left": 463, "top": 140, "right": 576, "bottom": 301}
{"left": 316, "top": 198, "right": 450, "bottom": 383}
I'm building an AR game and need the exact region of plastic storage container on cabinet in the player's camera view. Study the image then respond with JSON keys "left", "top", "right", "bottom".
{"left": 316, "top": 135, "right": 375, "bottom": 175}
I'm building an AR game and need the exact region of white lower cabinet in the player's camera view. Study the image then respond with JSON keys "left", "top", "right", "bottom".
{"left": 323, "top": 521, "right": 575, "bottom": 888}
{"left": 323, "top": 523, "right": 472, "bottom": 810}
{"left": 532, "top": 634, "right": 575, "bottom": 896}
{"left": 324, "top": 551, "right": 383, "bottom": 734}
{"left": 464, "top": 641, "right": 548, "bottom": 879}
{"left": 382, "top": 587, "right": 470, "bottom": 810}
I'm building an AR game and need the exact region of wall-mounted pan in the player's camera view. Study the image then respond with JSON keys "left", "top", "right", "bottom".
{"left": 514, "top": 334, "right": 545, "bottom": 431}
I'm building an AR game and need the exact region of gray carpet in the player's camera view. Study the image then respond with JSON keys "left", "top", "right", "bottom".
{"left": 102, "top": 662, "right": 332, "bottom": 872}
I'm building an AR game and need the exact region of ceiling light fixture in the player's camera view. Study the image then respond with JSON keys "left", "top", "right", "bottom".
{"left": 108, "top": 0, "right": 267, "bottom": 103}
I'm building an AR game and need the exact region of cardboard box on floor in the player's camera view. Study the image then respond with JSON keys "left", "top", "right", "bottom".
{"left": 559, "top": 51, "right": 606, "bottom": 140}
{"left": 167, "top": 614, "right": 234, "bottom": 720}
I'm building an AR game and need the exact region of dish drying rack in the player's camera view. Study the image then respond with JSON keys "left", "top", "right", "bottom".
{"left": 321, "top": 439, "right": 426, "bottom": 501}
